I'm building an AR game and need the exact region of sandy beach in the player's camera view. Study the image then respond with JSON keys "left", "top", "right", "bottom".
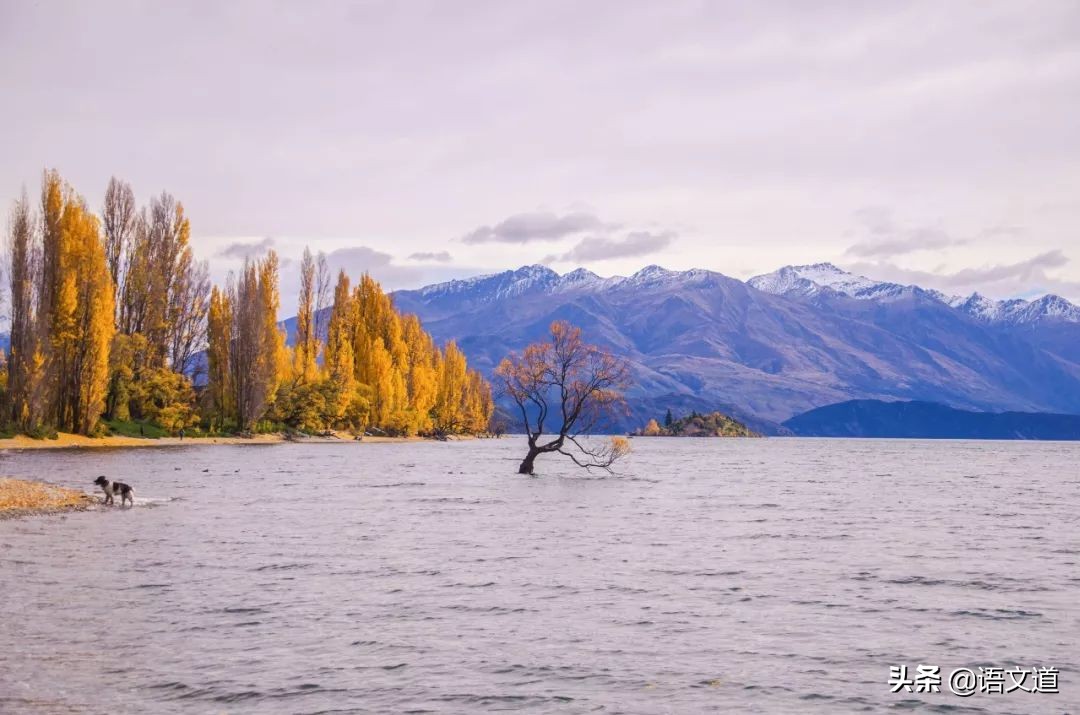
{"left": 0, "top": 432, "right": 459, "bottom": 451}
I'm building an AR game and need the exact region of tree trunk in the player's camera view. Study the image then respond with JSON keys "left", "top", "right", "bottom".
{"left": 518, "top": 446, "right": 541, "bottom": 475}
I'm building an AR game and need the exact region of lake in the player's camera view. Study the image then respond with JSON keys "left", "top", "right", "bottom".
{"left": 1, "top": 438, "right": 1078, "bottom": 713}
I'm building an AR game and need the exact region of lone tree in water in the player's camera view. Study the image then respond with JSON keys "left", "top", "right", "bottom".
{"left": 495, "top": 321, "right": 631, "bottom": 475}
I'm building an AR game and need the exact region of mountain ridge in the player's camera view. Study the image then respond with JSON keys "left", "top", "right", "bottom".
{"left": 414, "top": 261, "right": 1080, "bottom": 326}
{"left": 748, "top": 262, "right": 1080, "bottom": 324}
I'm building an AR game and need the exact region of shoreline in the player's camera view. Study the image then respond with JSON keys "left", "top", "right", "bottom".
{"left": 0, "top": 477, "right": 96, "bottom": 519}
{"left": 0, "top": 432, "right": 472, "bottom": 451}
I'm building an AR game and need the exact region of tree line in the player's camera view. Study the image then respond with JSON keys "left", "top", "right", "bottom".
{"left": 2, "top": 170, "right": 493, "bottom": 438}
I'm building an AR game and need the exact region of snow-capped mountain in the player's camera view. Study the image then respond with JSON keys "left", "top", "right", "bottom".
{"left": 413, "top": 264, "right": 721, "bottom": 308}
{"left": 414, "top": 261, "right": 1080, "bottom": 325}
{"left": 950, "top": 292, "right": 1080, "bottom": 325}
{"left": 748, "top": 262, "right": 908, "bottom": 301}
{"left": 416, "top": 264, "right": 562, "bottom": 302}
{"left": 750, "top": 262, "right": 1079, "bottom": 325}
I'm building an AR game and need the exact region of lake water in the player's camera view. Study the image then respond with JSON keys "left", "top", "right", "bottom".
{"left": 1, "top": 438, "right": 1078, "bottom": 714}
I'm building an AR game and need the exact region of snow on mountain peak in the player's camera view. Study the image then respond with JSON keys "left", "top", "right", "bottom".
{"left": 411, "top": 261, "right": 1078, "bottom": 324}
{"left": 951, "top": 292, "right": 1002, "bottom": 321}
{"left": 631, "top": 264, "right": 673, "bottom": 280}
{"left": 749, "top": 264, "right": 1079, "bottom": 323}
{"left": 748, "top": 263, "right": 902, "bottom": 300}
{"left": 558, "top": 267, "right": 599, "bottom": 285}
{"left": 415, "top": 264, "right": 558, "bottom": 301}
{"left": 512, "top": 264, "right": 558, "bottom": 281}
{"left": 954, "top": 292, "right": 1080, "bottom": 324}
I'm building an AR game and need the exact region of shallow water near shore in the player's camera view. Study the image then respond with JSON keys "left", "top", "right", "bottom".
{"left": 1, "top": 438, "right": 1078, "bottom": 713}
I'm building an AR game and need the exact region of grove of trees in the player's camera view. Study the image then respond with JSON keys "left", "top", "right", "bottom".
{"left": 638, "top": 410, "right": 759, "bottom": 437}
{"left": 2, "top": 170, "right": 493, "bottom": 438}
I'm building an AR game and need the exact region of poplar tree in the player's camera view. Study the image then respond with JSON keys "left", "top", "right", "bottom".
{"left": 101, "top": 177, "right": 136, "bottom": 295}
{"left": 206, "top": 286, "right": 233, "bottom": 425}
{"left": 294, "top": 248, "right": 318, "bottom": 381}
{"left": 6, "top": 189, "right": 43, "bottom": 428}
{"left": 35, "top": 175, "right": 115, "bottom": 434}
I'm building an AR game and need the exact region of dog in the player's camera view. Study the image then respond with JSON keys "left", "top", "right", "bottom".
{"left": 93, "top": 476, "right": 134, "bottom": 507}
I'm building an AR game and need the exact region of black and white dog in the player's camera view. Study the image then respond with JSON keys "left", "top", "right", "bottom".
{"left": 93, "top": 476, "right": 134, "bottom": 507}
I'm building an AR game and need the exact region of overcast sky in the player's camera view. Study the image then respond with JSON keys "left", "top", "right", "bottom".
{"left": 2, "top": 0, "right": 1079, "bottom": 308}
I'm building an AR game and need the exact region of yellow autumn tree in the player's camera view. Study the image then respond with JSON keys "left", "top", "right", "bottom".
{"left": 463, "top": 369, "right": 494, "bottom": 433}
{"left": 206, "top": 286, "right": 233, "bottom": 426}
{"left": 40, "top": 176, "right": 115, "bottom": 434}
{"left": 434, "top": 340, "right": 468, "bottom": 432}
{"left": 293, "top": 247, "right": 319, "bottom": 382}
{"left": 324, "top": 271, "right": 359, "bottom": 425}
{"left": 258, "top": 251, "right": 288, "bottom": 407}
{"left": 401, "top": 314, "right": 439, "bottom": 434}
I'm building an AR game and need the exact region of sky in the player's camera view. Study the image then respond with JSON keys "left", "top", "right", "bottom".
{"left": 2, "top": 0, "right": 1079, "bottom": 311}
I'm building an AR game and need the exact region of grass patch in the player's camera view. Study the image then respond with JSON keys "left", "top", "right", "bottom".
{"left": 105, "top": 419, "right": 169, "bottom": 439}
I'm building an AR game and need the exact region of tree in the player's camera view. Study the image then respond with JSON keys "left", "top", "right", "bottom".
{"left": 643, "top": 418, "right": 663, "bottom": 436}
{"left": 6, "top": 189, "right": 44, "bottom": 429}
{"left": 205, "top": 286, "right": 233, "bottom": 425}
{"left": 293, "top": 247, "right": 318, "bottom": 381}
{"left": 323, "top": 270, "right": 361, "bottom": 427}
{"left": 434, "top": 340, "right": 468, "bottom": 432}
{"left": 495, "top": 321, "right": 631, "bottom": 475}
{"left": 401, "top": 314, "right": 438, "bottom": 434}
{"left": 32, "top": 173, "right": 116, "bottom": 435}
{"left": 226, "top": 252, "right": 284, "bottom": 431}
{"left": 166, "top": 249, "right": 210, "bottom": 376}
{"left": 101, "top": 177, "right": 136, "bottom": 295}
{"left": 129, "top": 366, "right": 195, "bottom": 432}
{"left": 664, "top": 408, "right": 673, "bottom": 427}
{"left": 313, "top": 251, "right": 330, "bottom": 342}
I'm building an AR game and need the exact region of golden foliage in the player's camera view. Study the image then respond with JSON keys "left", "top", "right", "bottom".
{"left": 42, "top": 176, "right": 116, "bottom": 434}
{"left": 3, "top": 170, "right": 493, "bottom": 439}
{"left": 0, "top": 478, "right": 93, "bottom": 515}
{"left": 206, "top": 286, "right": 233, "bottom": 424}
{"left": 266, "top": 267, "right": 492, "bottom": 436}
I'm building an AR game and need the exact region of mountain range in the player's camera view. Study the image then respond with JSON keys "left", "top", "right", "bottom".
{"left": 390, "top": 262, "right": 1080, "bottom": 433}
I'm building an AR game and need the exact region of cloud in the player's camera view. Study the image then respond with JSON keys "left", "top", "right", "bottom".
{"left": 934, "top": 250, "right": 1069, "bottom": 288}
{"left": 217, "top": 236, "right": 276, "bottom": 259}
{"left": 408, "top": 250, "right": 452, "bottom": 262}
{"left": 845, "top": 208, "right": 966, "bottom": 259}
{"left": 846, "top": 249, "right": 1079, "bottom": 299}
{"left": 461, "top": 211, "right": 609, "bottom": 244}
{"left": 321, "top": 246, "right": 424, "bottom": 287}
{"left": 846, "top": 227, "right": 960, "bottom": 259}
{"left": 545, "top": 230, "right": 676, "bottom": 263}
{"left": 273, "top": 245, "right": 427, "bottom": 314}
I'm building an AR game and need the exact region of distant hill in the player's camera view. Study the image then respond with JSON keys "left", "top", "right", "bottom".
{"left": 783, "top": 400, "right": 1080, "bottom": 440}
{"left": 635, "top": 411, "right": 761, "bottom": 438}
